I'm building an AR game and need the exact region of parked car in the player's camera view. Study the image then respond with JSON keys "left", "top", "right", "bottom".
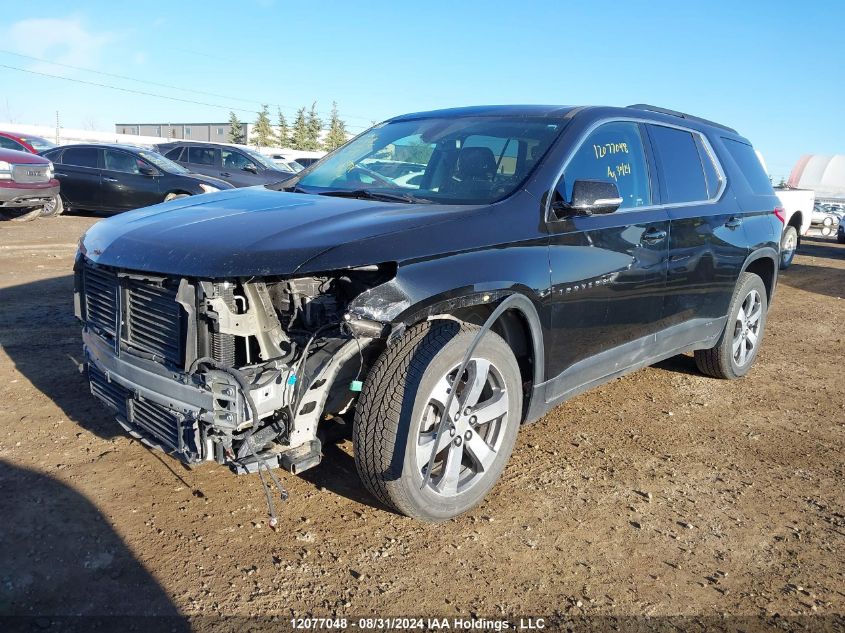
{"left": 0, "top": 147, "right": 60, "bottom": 221}
{"left": 0, "top": 131, "right": 57, "bottom": 154}
{"left": 75, "top": 104, "right": 782, "bottom": 522}
{"left": 774, "top": 187, "right": 814, "bottom": 268}
{"left": 41, "top": 144, "right": 232, "bottom": 214}
{"left": 292, "top": 157, "right": 320, "bottom": 168}
{"left": 837, "top": 220, "right": 845, "bottom": 244}
{"left": 266, "top": 154, "right": 304, "bottom": 173}
{"left": 155, "top": 141, "right": 295, "bottom": 188}
{"left": 812, "top": 202, "right": 839, "bottom": 231}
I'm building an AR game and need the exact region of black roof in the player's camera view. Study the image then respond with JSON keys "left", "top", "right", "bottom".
{"left": 387, "top": 104, "right": 739, "bottom": 136}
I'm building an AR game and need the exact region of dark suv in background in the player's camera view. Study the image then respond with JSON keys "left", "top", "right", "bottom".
{"left": 155, "top": 141, "right": 296, "bottom": 188}
{"left": 75, "top": 104, "right": 781, "bottom": 522}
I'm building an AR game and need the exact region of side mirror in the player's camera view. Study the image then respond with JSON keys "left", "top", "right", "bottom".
{"left": 551, "top": 179, "right": 623, "bottom": 218}
{"left": 139, "top": 165, "right": 157, "bottom": 177}
{"left": 243, "top": 164, "right": 258, "bottom": 173}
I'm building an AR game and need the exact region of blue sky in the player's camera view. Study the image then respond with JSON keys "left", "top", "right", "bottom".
{"left": 1, "top": 0, "right": 842, "bottom": 179}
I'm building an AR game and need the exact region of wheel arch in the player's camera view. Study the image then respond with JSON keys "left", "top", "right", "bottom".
{"left": 740, "top": 248, "right": 778, "bottom": 303}
{"left": 352, "top": 283, "right": 546, "bottom": 424}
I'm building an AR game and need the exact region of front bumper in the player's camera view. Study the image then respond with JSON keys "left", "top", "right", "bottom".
{"left": 0, "top": 180, "right": 59, "bottom": 208}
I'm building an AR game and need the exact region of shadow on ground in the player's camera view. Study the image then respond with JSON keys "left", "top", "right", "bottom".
{"left": 0, "top": 459, "right": 188, "bottom": 630}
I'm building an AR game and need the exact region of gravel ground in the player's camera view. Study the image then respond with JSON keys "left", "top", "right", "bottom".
{"left": 0, "top": 215, "right": 843, "bottom": 630}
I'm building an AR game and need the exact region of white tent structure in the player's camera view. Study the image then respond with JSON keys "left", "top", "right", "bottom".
{"left": 788, "top": 154, "right": 845, "bottom": 199}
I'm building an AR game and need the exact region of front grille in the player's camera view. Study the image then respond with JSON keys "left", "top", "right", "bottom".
{"left": 11, "top": 163, "right": 50, "bottom": 184}
{"left": 125, "top": 278, "right": 184, "bottom": 366}
{"left": 89, "top": 364, "right": 128, "bottom": 419}
{"left": 130, "top": 399, "right": 183, "bottom": 453}
{"left": 83, "top": 265, "right": 119, "bottom": 338}
{"left": 88, "top": 364, "right": 200, "bottom": 460}
{"left": 82, "top": 261, "right": 185, "bottom": 367}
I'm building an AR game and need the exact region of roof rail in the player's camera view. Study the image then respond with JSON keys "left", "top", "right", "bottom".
{"left": 626, "top": 104, "right": 737, "bottom": 134}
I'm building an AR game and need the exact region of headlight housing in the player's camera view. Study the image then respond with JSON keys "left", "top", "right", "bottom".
{"left": 0, "top": 160, "right": 11, "bottom": 180}
{"left": 199, "top": 183, "right": 220, "bottom": 194}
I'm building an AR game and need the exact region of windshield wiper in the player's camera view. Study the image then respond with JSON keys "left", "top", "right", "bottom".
{"left": 317, "top": 189, "right": 430, "bottom": 204}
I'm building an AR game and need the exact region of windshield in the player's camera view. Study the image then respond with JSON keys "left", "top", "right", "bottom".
{"left": 295, "top": 116, "right": 566, "bottom": 204}
{"left": 139, "top": 150, "right": 189, "bottom": 174}
{"left": 23, "top": 136, "right": 56, "bottom": 151}
{"left": 242, "top": 147, "right": 281, "bottom": 170}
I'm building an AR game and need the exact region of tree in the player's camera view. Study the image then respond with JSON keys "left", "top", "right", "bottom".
{"left": 323, "top": 101, "right": 348, "bottom": 151}
{"left": 276, "top": 108, "right": 290, "bottom": 148}
{"left": 290, "top": 107, "right": 309, "bottom": 150}
{"left": 250, "top": 105, "right": 274, "bottom": 148}
{"left": 305, "top": 101, "right": 323, "bottom": 151}
{"left": 228, "top": 111, "right": 244, "bottom": 144}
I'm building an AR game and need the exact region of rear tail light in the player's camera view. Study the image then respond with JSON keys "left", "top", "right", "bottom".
{"left": 774, "top": 207, "right": 786, "bottom": 224}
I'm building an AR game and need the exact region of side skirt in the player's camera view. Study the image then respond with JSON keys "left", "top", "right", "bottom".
{"left": 524, "top": 316, "right": 727, "bottom": 423}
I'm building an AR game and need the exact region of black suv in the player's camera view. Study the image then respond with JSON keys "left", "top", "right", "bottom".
{"left": 41, "top": 144, "right": 232, "bottom": 214}
{"left": 155, "top": 141, "right": 296, "bottom": 188}
{"left": 75, "top": 105, "right": 782, "bottom": 522}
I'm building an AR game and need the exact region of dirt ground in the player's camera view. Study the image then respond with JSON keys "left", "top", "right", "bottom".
{"left": 0, "top": 214, "right": 843, "bottom": 629}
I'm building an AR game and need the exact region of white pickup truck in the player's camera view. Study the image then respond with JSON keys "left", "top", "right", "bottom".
{"left": 773, "top": 187, "right": 815, "bottom": 269}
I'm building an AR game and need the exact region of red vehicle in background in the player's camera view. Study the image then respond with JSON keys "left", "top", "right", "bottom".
{"left": 0, "top": 147, "right": 61, "bottom": 221}
{"left": 0, "top": 131, "right": 57, "bottom": 154}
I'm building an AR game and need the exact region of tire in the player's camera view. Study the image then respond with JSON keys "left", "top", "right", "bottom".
{"left": 164, "top": 192, "right": 190, "bottom": 202}
{"left": 779, "top": 225, "right": 798, "bottom": 270}
{"left": 695, "top": 272, "right": 768, "bottom": 380}
{"left": 40, "top": 195, "right": 64, "bottom": 217}
{"left": 820, "top": 225, "right": 833, "bottom": 237}
{"left": 837, "top": 228, "right": 845, "bottom": 244}
{"left": 353, "top": 320, "right": 522, "bottom": 521}
{"left": 823, "top": 215, "right": 833, "bottom": 227}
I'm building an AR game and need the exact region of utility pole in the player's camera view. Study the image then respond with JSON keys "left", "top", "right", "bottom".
{"left": 55, "top": 111, "right": 60, "bottom": 144}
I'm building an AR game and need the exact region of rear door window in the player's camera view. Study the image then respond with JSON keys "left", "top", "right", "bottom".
{"left": 722, "top": 138, "right": 773, "bottom": 195}
{"left": 562, "top": 121, "right": 652, "bottom": 209}
{"left": 62, "top": 147, "right": 100, "bottom": 168}
{"left": 648, "top": 125, "right": 708, "bottom": 204}
{"left": 188, "top": 146, "right": 219, "bottom": 166}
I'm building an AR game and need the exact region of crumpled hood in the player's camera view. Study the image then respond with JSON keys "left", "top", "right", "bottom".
{"left": 80, "top": 187, "right": 468, "bottom": 277}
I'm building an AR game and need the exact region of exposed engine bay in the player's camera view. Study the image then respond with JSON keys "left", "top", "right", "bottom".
{"left": 77, "top": 258, "right": 395, "bottom": 476}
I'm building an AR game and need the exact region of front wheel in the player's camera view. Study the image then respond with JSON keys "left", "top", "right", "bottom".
{"left": 695, "top": 272, "right": 768, "bottom": 380}
{"left": 779, "top": 225, "right": 798, "bottom": 269}
{"left": 353, "top": 320, "right": 522, "bottom": 521}
{"left": 40, "top": 195, "right": 64, "bottom": 217}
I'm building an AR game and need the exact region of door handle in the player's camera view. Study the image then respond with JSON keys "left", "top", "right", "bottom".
{"left": 641, "top": 228, "right": 667, "bottom": 245}
{"left": 725, "top": 216, "right": 743, "bottom": 229}
{"left": 103, "top": 177, "right": 119, "bottom": 183}
{"left": 220, "top": 172, "right": 231, "bottom": 177}
{"left": 53, "top": 172, "right": 67, "bottom": 177}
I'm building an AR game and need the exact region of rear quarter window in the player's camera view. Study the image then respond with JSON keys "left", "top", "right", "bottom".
{"left": 722, "top": 138, "right": 772, "bottom": 195}
{"left": 648, "top": 125, "right": 708, "bottom": 204}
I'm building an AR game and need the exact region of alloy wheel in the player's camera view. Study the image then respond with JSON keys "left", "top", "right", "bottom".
{"left": 732, "top": 289, "right": 762, "bottom": 367}
{"left": 415, "top": 358, "right": 510, "bottom": 497}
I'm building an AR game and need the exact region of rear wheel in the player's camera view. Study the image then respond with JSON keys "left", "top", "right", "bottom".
{"left": 353, "top": 320, "right": 522, "bottom": 521}
{"left": 779, "top": 225, "right": 798, "bottom": 269}
{"left": 695, "top": 272, "right": 768, "bottom": 380}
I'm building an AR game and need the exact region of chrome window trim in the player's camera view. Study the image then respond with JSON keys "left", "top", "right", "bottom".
{"left": 545, "top": 116, "right": 728, "bottom": 221}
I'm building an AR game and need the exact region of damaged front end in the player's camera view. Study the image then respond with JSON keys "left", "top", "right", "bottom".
{"left": 75, "top": 257, "right": 396, "bottom": 475}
